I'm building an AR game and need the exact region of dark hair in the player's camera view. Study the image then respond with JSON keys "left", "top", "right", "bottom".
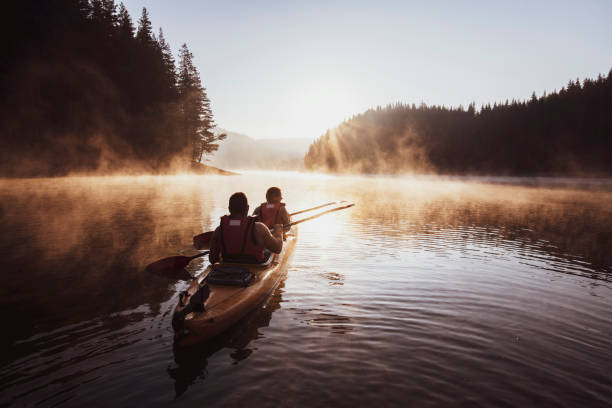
{"left": 266, "top": 187, "right": 282, "bottom": 202}
{"left": 229, "top": 192, "right": 248, "bottom": 215}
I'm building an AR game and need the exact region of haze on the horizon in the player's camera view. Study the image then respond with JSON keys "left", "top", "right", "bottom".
{"left": 122, "top": 0, "right": 612, "bottom": 141}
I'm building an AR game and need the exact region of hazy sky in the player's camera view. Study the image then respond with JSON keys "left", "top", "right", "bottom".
{"left": 122, "top": 0, "right": 612, "bottom": 140}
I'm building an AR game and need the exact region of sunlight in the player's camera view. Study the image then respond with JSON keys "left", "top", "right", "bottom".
{"left": 287, "top": 83, "right": 355, "bottom": 137}
{"left": 5, "top": 1, "right": 612, "bottom": 405}
{"left": 300, "top": 207, "right": 346, "bottom": 249}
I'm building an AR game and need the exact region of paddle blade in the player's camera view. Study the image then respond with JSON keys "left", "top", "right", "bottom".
{"left": 146, "top": 255, "right": 192, "bottom": 273}
{"left": 193, "top": 231, "right": 214, "bottom": 250}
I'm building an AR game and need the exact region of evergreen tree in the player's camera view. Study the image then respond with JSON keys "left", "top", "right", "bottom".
{"left": 304, "top": 71, "right": 612, "bottom": 176}
{"left": 158, "top": 28, "right": 177, "bottom": 97}
{"left": 90, "top": 0, "right": 103, "bottom": 20}
{"left": 136, "top": 7, "right": 155, "bottom": 48}
{"left": 0, "top": 0, "right": 227, "bottom": 176}
{"left": 467, "top": 102, "right": 475, "bottom": 116}
{"left": 101, "top": 0, "right": 117, "bottom": 27}
{"left": 90, "top": 0, "right": 116, "bottom": 33}
{"left": 177, "top": 44, "right": 226, "bottom": 163}
{"left": 117, "top": 3, "right": 134, "bottom": 38}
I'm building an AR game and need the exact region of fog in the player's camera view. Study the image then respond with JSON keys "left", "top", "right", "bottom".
{"left": 1, "top": 172, "right": 611, "bottom": 354}
{"left": 2, "top": 173, "right": 610, "bottom": 276}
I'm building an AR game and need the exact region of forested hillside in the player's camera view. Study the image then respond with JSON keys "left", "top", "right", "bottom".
{"left": 1, "top": 0, "right": 224, "bottom": 176}
{"left": 304, "top": 70, "right": 612, "bottom": 176}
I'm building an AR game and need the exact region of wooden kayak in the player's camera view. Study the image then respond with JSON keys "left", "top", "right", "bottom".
{"left": 173, "top": 227, "right": 297, "bottom": 347}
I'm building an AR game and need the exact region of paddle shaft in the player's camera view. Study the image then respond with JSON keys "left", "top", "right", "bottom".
{"left": 289, "top": 201, "right": 345, "bottom": 217}
{"left": 193, "top": 202, "right": 355, "bottom": 250}
{"left": 189, "top": 251, "right": 209, "bottom": 260}
{"left": 146, "top": 250, "right": 210, "bottom": 272}
{"left": 276, "top": 203, "right": 355, "bottom": 231}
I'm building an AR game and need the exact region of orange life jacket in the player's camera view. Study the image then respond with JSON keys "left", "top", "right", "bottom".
{"left": 259, "top": 202, "right": 284, "bottom": 227}
{"left": 218, "top": 215, "right": 265, "bottom": 263}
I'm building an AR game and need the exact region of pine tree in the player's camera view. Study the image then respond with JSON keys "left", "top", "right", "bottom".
{"left": 158, "top": 28, "right": 177, "bottom": 95}
{"left": 117, "top": 3, "right": 134, "bottom": 38}
{"left": 0, "top": 0, "right": 231, "bottom": 175}
{"left": 90, "top": 0, "right": 115, "bottom": 30}
{"left": 90, "top": 0, "right": 103, "bottom": 21}
{"left": 177, "top": 43, "right": 226, "bottom": 163}
{"left": 101, "top": 0, "right": 117, "bottom": 27}
{"left": 468, "top": 102, "right": 476, "bottom": 116}
{"left": 136, "top": 7, "right": 155, "bottom": 48}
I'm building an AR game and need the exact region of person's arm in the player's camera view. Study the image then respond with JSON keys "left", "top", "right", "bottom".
{"left": 279, "top": 206, "right": 290, "bottom": 225}
{"left": 253, "top": 205, "right": 261, "bottom": 217}
{"left": 209, "top": 227, "right": 221, "bottom": 264}
{"left": 254, "top": 222, "right": 283, "bottom": 253}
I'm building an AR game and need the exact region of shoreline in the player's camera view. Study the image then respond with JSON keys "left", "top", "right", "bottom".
{"left": 0, "top": 163, "right": 239, "bottom": 179}
{"left": 190, "top": 162, "right": 239, "bottom": 176}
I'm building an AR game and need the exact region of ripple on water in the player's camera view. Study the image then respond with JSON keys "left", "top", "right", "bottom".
{"left": 1, "top": 174, "right": 612, "bottom": 407}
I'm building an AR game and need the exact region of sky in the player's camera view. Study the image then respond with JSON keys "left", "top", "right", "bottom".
{"left": 122, "top": 0, "right": 612, "bottom": 140}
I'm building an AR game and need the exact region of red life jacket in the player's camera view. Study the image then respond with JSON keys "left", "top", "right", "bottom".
{"left": 218, "top": 215, "right": 265, "bottom": 263}
{"left": 259, "top": 202, "right": 284, "bottom": 227}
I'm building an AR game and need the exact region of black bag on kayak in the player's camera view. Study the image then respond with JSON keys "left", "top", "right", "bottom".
{"left": 205, "top": 265, "right": 254, "bottom": 286}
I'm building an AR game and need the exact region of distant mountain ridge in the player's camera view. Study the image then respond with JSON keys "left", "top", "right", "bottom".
{"left": 206, "top": 129, "right": 312, "bottom": 170}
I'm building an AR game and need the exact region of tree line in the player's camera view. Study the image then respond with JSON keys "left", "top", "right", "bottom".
{"left": 304, "top": 69, "right": 612, "bottom": 176}
{"left": 0, "top": 0, "right": 225, "bottom": 176}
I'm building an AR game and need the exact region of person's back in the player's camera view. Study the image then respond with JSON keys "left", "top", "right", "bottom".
{"left": 210, "top": 192, "right": 283, "bottom": 264}
{"left": 253, "top": 187, "right": 290, "bottom": 228}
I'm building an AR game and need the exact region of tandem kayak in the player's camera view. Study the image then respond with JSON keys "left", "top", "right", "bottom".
{"left": 172, "top": 227, "right": 297, "bottom": 346}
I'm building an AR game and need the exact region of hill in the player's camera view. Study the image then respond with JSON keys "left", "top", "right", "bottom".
{"left": 305, "top": 69, "right": 612, "bottom": 176}
{"left": 1, "top": 1, "right": 222, "bottom": 177}
{"left": 207, "top": 129, "right": 312, "bottom": 170}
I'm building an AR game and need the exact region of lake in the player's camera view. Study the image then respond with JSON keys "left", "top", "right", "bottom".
{"left": 1, "top": 172, "right": 611, "bottom": 407}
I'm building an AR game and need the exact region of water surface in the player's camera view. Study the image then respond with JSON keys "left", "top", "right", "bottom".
{"left": 1, "top": 173, "right": 611, "bottom": 407}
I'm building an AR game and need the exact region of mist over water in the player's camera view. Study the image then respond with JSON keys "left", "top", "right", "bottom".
{"left": 1, "top": 172, "right": 611, "bottom": 407}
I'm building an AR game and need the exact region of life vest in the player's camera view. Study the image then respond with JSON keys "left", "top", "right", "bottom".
{"left": 218, "top": 215, "right": 265, "bottom": 263}
{"left": 259, "top": 202, "right": 284, "bottom": 227}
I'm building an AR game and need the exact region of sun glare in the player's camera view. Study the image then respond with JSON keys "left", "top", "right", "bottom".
{"left": 288, "top": 83, "right": 355, "bottom": 136}
{"left": 301, "top": 209, "right": 346, "bottom": 249}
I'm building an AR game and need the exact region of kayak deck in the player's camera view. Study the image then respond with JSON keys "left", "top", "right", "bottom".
{"left": 174, "top": 227, "right": 297, "bottom": 346}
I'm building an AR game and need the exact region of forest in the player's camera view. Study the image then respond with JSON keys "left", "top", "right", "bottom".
{"left": 1, "top": 0, "right": 224, "bottom": 177}
{"left": 304, "top": 70, "right": 612, "bottom": 176}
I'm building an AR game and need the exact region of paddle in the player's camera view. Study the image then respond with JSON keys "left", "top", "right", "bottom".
{"left": 146, "top": 251, "right": 210, "bottom": 273}
{"left": 289, "top": 200, "right": 346, "bottom": 216}
{"left": 193, "top": 201, "right": 347, "bottom": 249}
{"left": 196, "top": 202, "right": 355, "bottom": 247}
{"left": 148, "top": 203, "right": 355, "bottom": 273}
{"left": 280, "top": 203, "right": 355, "bottom": 230}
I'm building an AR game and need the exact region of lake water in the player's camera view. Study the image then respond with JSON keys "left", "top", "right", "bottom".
{"left": 1, "top": 172, "right": 611, "bottom": 407}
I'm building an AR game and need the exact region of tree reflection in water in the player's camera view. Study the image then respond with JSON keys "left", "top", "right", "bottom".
{"left": 344, "top": 183, "right": 612, "bottom": 280}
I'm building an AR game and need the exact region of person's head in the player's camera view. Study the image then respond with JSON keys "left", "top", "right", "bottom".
{"left": 229, "top": 192, "right": 249, "bottom": 216}
{"left": 265, "top": 187, "right": 282, "bottom": 203}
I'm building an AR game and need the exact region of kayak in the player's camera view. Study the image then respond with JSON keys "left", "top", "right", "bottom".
{"left": 173, "top": 227, "right": 297, "bottom": 346}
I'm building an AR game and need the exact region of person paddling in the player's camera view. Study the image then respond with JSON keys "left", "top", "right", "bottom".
{"left": 209, "top": 192, "right": 283, "bottom": 264}
{"left": 253, "top": 187, "right": 290, "bottom": 228}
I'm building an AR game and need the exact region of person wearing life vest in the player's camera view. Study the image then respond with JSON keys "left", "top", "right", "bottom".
{"left": 209, "top": 192, "right": 283, "bottom": 264}
{"left": 253, "top": 187, "right": 290, "bottom": 228}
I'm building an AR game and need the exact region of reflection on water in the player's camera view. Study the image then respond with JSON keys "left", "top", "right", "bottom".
{"left": 0, "top": 177, "right": 214, "bottom": 355}
{"left": 170, "top": 281, "right": 285, "bottom": 398}
{"left": 348, "top": 180, "right": 612, "bottom": 279}
{"left": 1, "top": 173, "right": 611, "bottom": 407}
